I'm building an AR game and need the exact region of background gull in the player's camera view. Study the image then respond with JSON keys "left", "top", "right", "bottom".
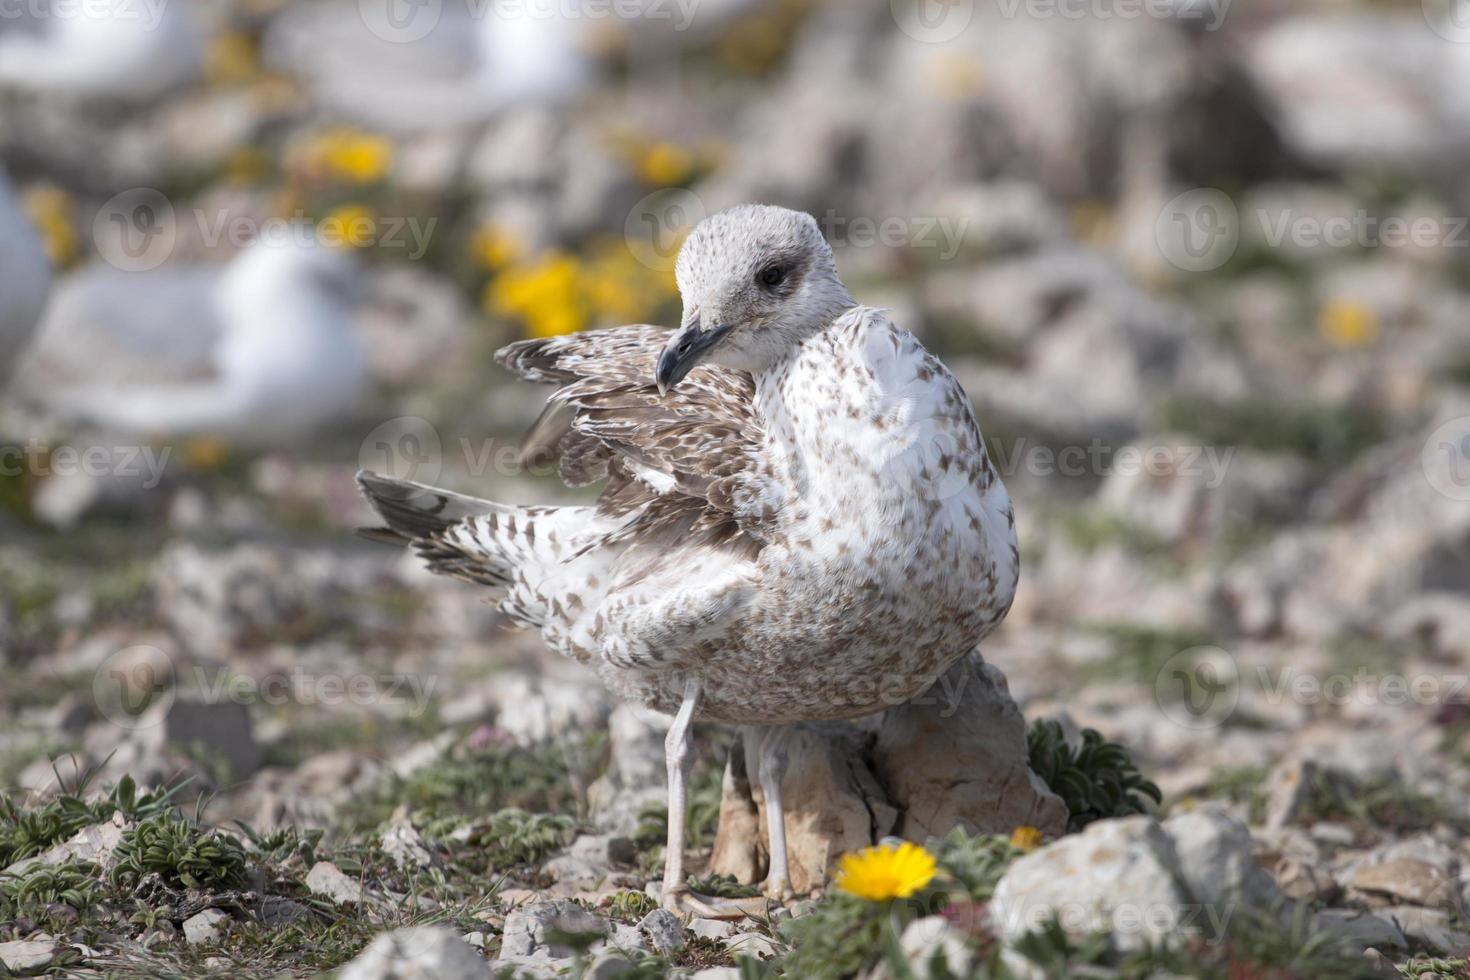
{"left": 262, "top": 0, "right": 594, "bottom": 136}
{"left": 0, "top": 0, "right": 204, "bottom": 103}
{"left": 0, "top": 167, "right": 51, "bottom": 391}
{"left": 358, "top": 204, "right": 1019, "bottom": 915}
{"left": 20, "top": 235, "right": 369, "bottom": 443}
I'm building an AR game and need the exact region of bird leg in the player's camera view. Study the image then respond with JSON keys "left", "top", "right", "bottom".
{"left": 660, "top": 679, "right": 769, "bottom": 920}
{"left": 755, "top": 725, "right": 795, "bottom": 901}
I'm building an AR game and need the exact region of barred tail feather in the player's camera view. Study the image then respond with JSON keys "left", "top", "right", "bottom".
{"left": 355, "top": 469, "right": 606, "bottom": 625}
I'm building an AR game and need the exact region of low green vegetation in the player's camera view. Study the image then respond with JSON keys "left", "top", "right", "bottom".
{"left": 1027, "top": 720, "right": 1162, "bottom": 833}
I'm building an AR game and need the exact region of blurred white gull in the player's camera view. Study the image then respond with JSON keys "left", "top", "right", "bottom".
{"left": 1245, "top": 13, "right": 1470, "bottom": 174}
{"left": 24, "top": 236, "right": 368, "bottom": 443}
{"left": 0, "top": 0, "right": 204, "bottom": 102}
{"left": 263, "top": 0, "right": 593, "bottom": 134}
{"left": 0, "top": 169, "right": 51, "bottom": 390}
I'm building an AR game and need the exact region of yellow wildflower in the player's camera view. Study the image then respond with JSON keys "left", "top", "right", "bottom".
{"left": 1318, "top": 299, "right": 1378, "bottom": 348}
{"left": 205, "top": 32, "right": 261, "bottom": 86}
{"left": 1070, "top": 200, "right": 1113, "bottom": 244}
{"left": 224, "top": 147, "right": 270, "bottom": 186}
{"left": 304, "top": 128, "right": 393, "bottom": 185}
{"left": 636, "top": 142, "right": 695, "bottom": 187}
{"left": 1009, "top": 826, "right": 1044, "bottom": 853}
{"left": 319, "top": 204, "right": 377, "bottom": 249}
{"left": 833, "top": 842, "right": 936, "bottom": 902}
{"left": 471, "top": 225, "right": 523, "bottom": 272}
{"left": 180, "top": 436, "right": 230, "bottom": 471}
{"left": 486, "top": 251, "right": 588, "bottom": 339}
{"left": 21, "top": 185, "right": 78, "bottom": 268}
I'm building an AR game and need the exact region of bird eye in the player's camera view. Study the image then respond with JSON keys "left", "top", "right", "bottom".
{"left": 757, "top": 264, "right": 787, "bottom": 288}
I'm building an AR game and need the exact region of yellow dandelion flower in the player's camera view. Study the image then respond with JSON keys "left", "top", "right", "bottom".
{"left": 486, "top": 251, "right": 588, "bottom": 338}
{"left": 833, "top": 842, "right": 936, "bottom": 902}
{"left": 21, "top": 185, "right": 78, "bottom": 268}
{"left": 319, "top": 204, "right": 377, "bottom": 250}
{"left": 1318, "top": 299, "right": 1378, "bottom": 349}
{"left": 636, "top": 142, "right": 695, "bottom": 187}
{"left": 305, "top": 128, "right": 393, "bottom": 185}
{"left": 1009, "top": 826, "right": 1044, "bottom": 853}
{"left": 471, "top": 225, "right": 523, "bottom": 272}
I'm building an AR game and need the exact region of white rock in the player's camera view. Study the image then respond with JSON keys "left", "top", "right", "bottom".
{"left": 636, "top": 908, "right": 684, "bottom": 953}
{"left": 381, "top": 819, "right": 436, "bottom": 870}
{"left": 724, "top": 931, "right": 780, "bottom": 959}
{"left": 897, "top": 916, "right": 975, "bottom": 977}
{"left": 338, "top": 926, "right": 491, "bottom": 980}
{"left": 499, "top": 900, "right": 607, "bottom": 959}
{"left": 183, "top": 909, "right": 230, "bottom": 945}
{"left": 3, "top": 817, "right": 125, "bottom": 877}
{"left": 991, "top": 816, "right": 1192, "bottom": 952}
{"left": 0, "top": 938, "right": 60, "bottom": 974}
{"left": 306, "top": 862, "right": 364, "bottom": 905}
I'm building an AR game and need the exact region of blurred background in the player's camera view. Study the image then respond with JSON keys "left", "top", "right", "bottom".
{"left": 2, "top": 0, "right": 1470, "bottom": 969}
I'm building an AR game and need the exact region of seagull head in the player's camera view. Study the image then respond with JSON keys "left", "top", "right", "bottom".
{"left": 658, "top": 204, "right": 854, "bottom": 393}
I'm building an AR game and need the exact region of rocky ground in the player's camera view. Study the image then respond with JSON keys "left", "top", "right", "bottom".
{"left": 4, "top": 0, "right": 1470, "bottom": 977}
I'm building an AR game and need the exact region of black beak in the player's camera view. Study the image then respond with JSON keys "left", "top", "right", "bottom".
{"left": 655, "top": 322, "right": 732, "bottom": 394}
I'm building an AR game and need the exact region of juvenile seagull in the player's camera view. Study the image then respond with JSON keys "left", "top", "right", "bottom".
{"left": 358, "top": 204, "right": 1018, "bottom": 914}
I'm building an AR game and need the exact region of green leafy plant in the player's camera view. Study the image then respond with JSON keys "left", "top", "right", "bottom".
{"left": 1027, "top": 721, "right": 1161, "bottom": 833}
{"left": 110, "top": 809, "right": 249, "bottom": 890}
{"left": 931, "top": 829, "right": 1021, "bottom": 902}
{"left": 0, "top": 771, "right": 174, "bottom": 867}
{"left": 0, "top": 858, "right": 104, "bottom": 923}
{"left": 461, "top": 809, "right": 574, "bottom": 870}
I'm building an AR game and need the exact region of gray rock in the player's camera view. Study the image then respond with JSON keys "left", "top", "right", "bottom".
{"left": 1349, "top": 858, "right": 1450, "bottom": 908}
{"left": 338, "top": 926, "right": 491, "bottom": 980}
{"left": 636, "top": 908, "right": 684, "bottom": 954}
{"left": 991, "top": 816, "right": 1193, "bottom": 952}
{"left": 499, "top": 900, "right": 607, "bottom": 960}
{"left": 147, "top": 697, "right": 262, "bottom": 779}
{"left": 490, "top": 675, "right": 609, "bottom": 746}
{"left": 689, "top": 970, "right": 742, "bottom": 980}
{"left": 1164, "top": 806, "right": 1286, "bottom": 915}
{"left": 585, "top": 953, "right": 636, "bottom": 980}
{"left": 0, "top": 938, "right": 61, "bottom": 974}
{"left": 1314, "top": 909, "right": 1408, "bottom": 952}
{"left": 306, "top": 862, "right": 364, "bottom": 906}
{"left": 570, "top": 834, "right": 638, "bottom": 868}
{"left": 1385, "top": 906, "right": 1470, "bottom": 956}
{"left": 183, "top": 909, "right": 231, "bottom": 945}
{"left": 258, "top": 897, "right": 314, "bottom": 928}
{"left": 874, "top": 653, "right": 1068, "bottom": 841}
